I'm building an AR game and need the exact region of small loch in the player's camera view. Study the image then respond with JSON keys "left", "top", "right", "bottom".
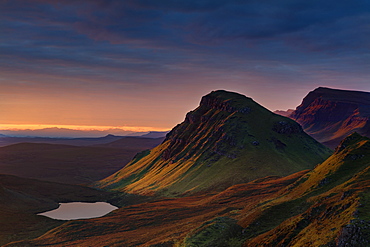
{"left": 38, "top": 202, "right": 118, "bottom": 220}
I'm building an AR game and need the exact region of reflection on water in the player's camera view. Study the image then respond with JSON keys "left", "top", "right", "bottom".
{"left": 38, "top": 202, "right": 118, "bottom": 220}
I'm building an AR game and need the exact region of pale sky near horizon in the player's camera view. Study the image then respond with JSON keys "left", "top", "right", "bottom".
{"left": 1, "top": 0, "right": 369, "bottom": 131}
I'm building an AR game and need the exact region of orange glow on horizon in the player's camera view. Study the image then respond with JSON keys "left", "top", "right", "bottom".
{"left": 0, "top": 124, "right": 170, "bottom": 132}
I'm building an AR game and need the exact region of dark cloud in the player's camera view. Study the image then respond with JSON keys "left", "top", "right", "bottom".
{"left": 1, "top": 0, "right": 369, "bottom": 112}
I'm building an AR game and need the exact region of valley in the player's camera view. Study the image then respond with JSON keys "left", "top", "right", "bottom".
{"left": 0, "top": 174, "right": 114, "bottom": 246}
{"left": 0, "top": 136, "right": 164, "bottom": 184}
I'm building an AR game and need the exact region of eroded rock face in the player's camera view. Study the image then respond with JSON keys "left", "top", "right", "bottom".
{"left": 199, "top": 94, "right": 251, "bottom": 114}
{"left": 291, "top": 97, "right": 362, "bottom": 132}
{"left": 337, "top": 220, "right": 370, "bottom": 247}
{"left": 289, "top": 87, "right": 370, "bottom": 148}
{"left": 162, "top": 91, "right": 253, "bottom": 162}
{"left": 272, "top": 121, "right": 302, "bottom": 134}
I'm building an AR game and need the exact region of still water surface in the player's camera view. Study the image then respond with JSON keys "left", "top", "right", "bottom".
{"left": 38, "top": 202, "right": 118, "bottom": 220}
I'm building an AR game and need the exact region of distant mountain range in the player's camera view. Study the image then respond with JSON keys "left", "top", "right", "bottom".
{"left": 0, "top": 134, "right": 123, "bottom": 147}
{"left": 0, "top": 133, "right": 166, "bottom": 147}
{"left": 97, "top": 90, "right": 331, "bottom": 196}
{"left": 0, "top": 128, "right": 169, "bottom": 139}
{"left": 276, "top": 87, "right": 370, "bottom": 149}
{"left": 141, "top": 131, "right": 169, "bottom": 138}
{"left": 273, "top": 109, "right": 294, "bottom": 117}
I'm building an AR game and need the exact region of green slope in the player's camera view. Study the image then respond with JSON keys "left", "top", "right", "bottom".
{"left": 231, "top": 132, "right": 370, "bottom": 246}
{"left": 97, "top": 90, "right": 331, "bottom": 196}
{"left": 8, "top": 133, "right": 370, "bottom": 246}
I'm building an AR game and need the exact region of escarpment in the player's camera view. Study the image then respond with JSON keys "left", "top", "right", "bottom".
{"left": 289, "top": 87, "right": 370, "bottom": 148}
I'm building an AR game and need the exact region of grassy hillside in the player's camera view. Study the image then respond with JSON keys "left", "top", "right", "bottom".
{"left": 7, "top": 133, "right": 370, "bottom": 246}
{"left": 236, "top": 132, "right": 370, "bottom": 246}
{"left": 97, "top": 90, "right": 331, "bottom": 196}
{"left": 176, "top": 133, "right": 370, "bottom": 246}
{"left": 5, "top": 172, "right": 305, "bottom": 247}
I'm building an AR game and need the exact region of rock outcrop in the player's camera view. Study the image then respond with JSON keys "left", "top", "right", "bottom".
{"left": 289, "top": 87, "right": 370, "bottom": 149}
{"left": 337, "top": 220, "right": 370, "bottom": 247}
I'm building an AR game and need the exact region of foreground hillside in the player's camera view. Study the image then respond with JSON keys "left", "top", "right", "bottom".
{"left": 289, "top": 87, "right": 370, "bottom": 148}
{"left": 8, "top": 133, "right": 370, "bottom": 246}
{"left": 238, "top": 132, "right": 370, "bottom": 246}
{"left": 97, "top": 90, "right": 331, "bottom": 196}
{"left": 4, "top": 172, "right": 308, "bottom": 246}
{"left": 0, "top": 137, "right": 163, "bottom": 184}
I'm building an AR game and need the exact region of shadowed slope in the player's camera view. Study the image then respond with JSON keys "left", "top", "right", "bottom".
{"left": 0, "top": 174, "right": 113, "bottom": 246}
{"left": 97, "top": 90, "right": 331, "bottom": 196}
{"left": 289, "top": 87, "right": 370, "bottom": 149}
{"left": 0, "top": 137, "right": 163, "bottom": 184}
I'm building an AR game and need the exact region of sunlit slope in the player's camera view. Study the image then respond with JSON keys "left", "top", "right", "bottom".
{"left": 235, "top": 133, "right": 370, "bottom": 246}
{"left": 97, "top": 90, "right": 331, "bottom": 196}
{"left": 8, "top": 133, "right": 370, "bottom": 246}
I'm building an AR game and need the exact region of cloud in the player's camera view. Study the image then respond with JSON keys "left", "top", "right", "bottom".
{"left": 1, "top": 0, "right": 369, "bottom": 117}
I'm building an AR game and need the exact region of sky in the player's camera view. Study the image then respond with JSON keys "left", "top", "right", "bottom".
{"left": 1, "top": 0, "right": 370, "bottom": 133}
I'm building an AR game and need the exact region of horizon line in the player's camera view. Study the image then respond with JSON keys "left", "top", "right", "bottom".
{"left": 0, "top": 124, "right": 170, "bottom": 132}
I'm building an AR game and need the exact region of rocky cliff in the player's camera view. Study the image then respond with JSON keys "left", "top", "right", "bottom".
{"left": 289, "top": 87, "right": 370, "bottom": 148}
